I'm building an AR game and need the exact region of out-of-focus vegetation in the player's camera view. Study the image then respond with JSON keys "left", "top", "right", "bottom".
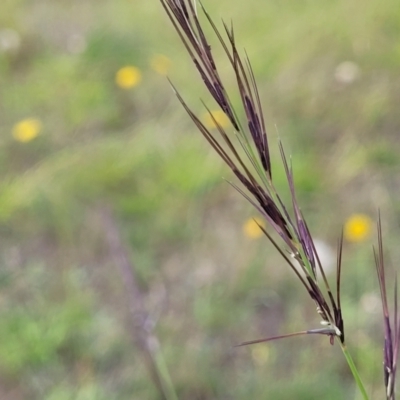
{"left": 0, "top": 0, "right": 400, "bottom": 398}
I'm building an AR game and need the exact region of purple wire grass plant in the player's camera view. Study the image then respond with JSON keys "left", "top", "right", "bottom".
{"left": 159, "top": 0, "right": 399, "bottom": 398}
{"left": 374, "top": 216, "right": 400, "bottom": 400}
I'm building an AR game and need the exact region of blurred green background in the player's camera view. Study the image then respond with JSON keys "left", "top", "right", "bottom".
{"left": 0, "top": 0, "right": 400, "bottom": 399}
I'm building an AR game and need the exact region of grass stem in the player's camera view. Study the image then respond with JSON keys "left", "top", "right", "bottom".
{"left": 100, "top": 205, "right": 178, "bottom": 400}
{"left": 340, "top": 343, "right": 369, "bottom": 400}
{"left": 153, "top": 344, "right": 179, "bottom": 400}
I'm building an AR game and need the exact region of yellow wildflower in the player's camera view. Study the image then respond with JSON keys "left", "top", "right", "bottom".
{"left": 115, "top": 66, "right": 142, "bottom": 89}
{"left": 344, "top": 214, "right": 372, "bottom": 242}
{"left": 202, "top": 110, "right": 230, "bottom": 129}
{"left": 12, "top": 118, "right": 42, "bottom": 142}
{"left": 150, "top": 54, "right": 172, "bottom": 75}
{"left": 243, "top": 217, "right": 265, "bottom": 239}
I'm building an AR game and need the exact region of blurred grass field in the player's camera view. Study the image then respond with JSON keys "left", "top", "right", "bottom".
{"left": 1, "top": 0, "right": 400, "bottom": 399}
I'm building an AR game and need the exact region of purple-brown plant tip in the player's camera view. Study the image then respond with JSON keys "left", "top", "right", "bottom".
{"left": 161, "top": 0, "right": 344, "bottom": 347}
{"left": 374, "top": 215, "right": 400, "bottom": 400}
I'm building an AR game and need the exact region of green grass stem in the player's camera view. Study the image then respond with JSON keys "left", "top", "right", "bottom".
{"left": 340, "top": 343, "right": 369, "bottom": 400}
{"left": 153, "top": 344, "right": 179, "bottom": 400}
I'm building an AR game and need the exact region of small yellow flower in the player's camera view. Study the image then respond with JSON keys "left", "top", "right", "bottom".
{"left": 251, "top": 345, "right": 270, "bottom": 366}
{"left": 12, "top": 118, "right": 42, "bottom": 142}
{"left": 150, "top": 54, "right": 172, "bottom": 75}
{"left": 243, "top": 217, "right": 265, "bottom": 239}
{"left": 344, "top": 214, "right": 372, "bottom": 242}
{"left": 115, "top": 66, "right": 142, "bottom": 89}
{"left": 202, "top": 110, "right": 230, "bottom": 129}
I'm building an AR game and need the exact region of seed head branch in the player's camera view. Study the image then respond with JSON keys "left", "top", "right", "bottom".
{"left": 160, "top": 0, "right": 344, "bottom": 344}
{"left": 374, "top": 215, "right": 400, "bottom": 400}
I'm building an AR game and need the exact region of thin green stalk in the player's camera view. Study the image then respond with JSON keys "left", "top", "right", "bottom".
{"left": 153, "top": 345, "right": 179, "bottom": 400}
{"left": 100, "top": 206, "right": 178, "bottom": 400}
{"left": 340, "top": 343, "right": 369, "bottom": 400}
